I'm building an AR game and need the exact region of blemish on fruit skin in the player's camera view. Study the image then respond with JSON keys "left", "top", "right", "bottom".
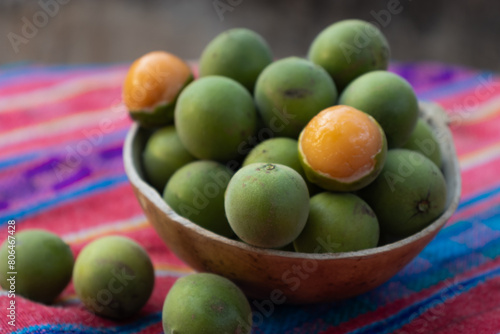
{"left": 265, "top": 164, "right": 276, "bottom": 171}
{"left": 211, "top": 302, "right": 225, "bottom": 313}
{"left": 283, "top": 88, "right": 312, "bottom": 98}
{"left": 353, "top": 202, "right": 375, "bottom": 218}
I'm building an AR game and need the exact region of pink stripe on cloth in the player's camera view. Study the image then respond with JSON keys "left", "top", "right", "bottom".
{"left": 450, "top": 115, "right": 500, "bottom": 156}
{"left": 0, "top": 114, "right": 130, "bottom": 157}
{"left": 0, "top": 87, "right": 123, "bottom": 131}
{"left": 460, "top": 157, "right": 500, "bottom": 198}
{"left": 17, "top": 184, "right": 142, "bottom": 233}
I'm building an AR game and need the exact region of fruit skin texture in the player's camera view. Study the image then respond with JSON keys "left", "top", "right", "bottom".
{"left": 243, "top": 138, "right": 302, "bottom": 173}
{"left": 359, "top": 149, "right": 447, "bottom": 237}
{"left": 402, "top": 118, "right": 442, "bottom": 168}
{"left": 162, "top": 273, "right": 252, "bottom": 334}
{"left": 199, "top": 28, "right": 273, "bottom": 92}
{"left": 308, "top": 19, "right": 390, "bottom": 90}
{"left": 254, "top": 57, "right": 338, "bottom": 138}
{"left": 73, "top": 236, "right": 154, "bottom": 320}
{"left": 242, "top": 137, "right": 319, "bottom": 194}
{"left": 142, "top": 126, "right": 196, "bottom": 191}
{"left": 163, "top": 160, "right": 234, "bottom": 238}
{"left": 339, "top": 70, "right": 419, "bottom": 148}
{"left": 298, "top": 105, "right": 387, "bottom": 192}
{"left": 225, "top": 163, "right": 310, "bottom": 248}
{"left": 123, "top": 51, "right": 193, "bottom": 128}
{"left": 0, "top": 229, "right": 74, "bottom": 304}
{"left": 294, "top": 193, "right": 379, "bottom": 253}
{"left": 175, "top": 76, "right": 257, "bottom": 161}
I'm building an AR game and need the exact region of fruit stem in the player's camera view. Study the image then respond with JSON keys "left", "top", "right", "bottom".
{"left": 417, "top": 200, "right": 429, "bottom": 213}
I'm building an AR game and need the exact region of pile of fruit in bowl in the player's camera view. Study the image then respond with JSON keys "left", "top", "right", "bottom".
{"left": 123, "top": 18, "right": 461, "bottom": 331}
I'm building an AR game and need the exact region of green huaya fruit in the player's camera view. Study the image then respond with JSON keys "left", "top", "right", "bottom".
{"left": 232, "top": 235, "right": 295, "bottom": 251}
{"left": 294, "top": 192, "right": 379, "bottom": 253}
{"left": 242, "top": 137, "right": 319, "bottom": 194}
{"left": 73, "top": 236, "right": 154, "bottom": 319}
{"left": 308, "top": 19, "right": 390, "bottom": 90}
{"left": 175, "top": 76, "right": 257, "bottom": 162}
{"left": 254, "top": 57, "right": 337, "bottom": 138}
{"left": 225, "top": 163, "right": 310, "bottom": 248}
{"left": 163, "top": 160, "right": 234, "bottom": 238}
{"left": 199, "top": 28, "right": 273, "bottom": 92}
{"left": 142, "top": 126, "right": 196, "bottom": 191}
{"left": 402, "top": 118, "right": 442, "bottom": 168}
{"left": 243, "top": 138, "right": 302, "bottom": 172}
{"left": 359, "top": 149, "right": 447, "bottom": 237}
{"left": 276, "top": 243, "right": 296, "bottom": 252}
{"left": 162, "top": 273, "right": 252, "bottom": 334}
{"left": 339, "top": 70, "right": 419, "bottom": 148}
{"left": 0, "top": 229, "right": 74, "bottom": 304}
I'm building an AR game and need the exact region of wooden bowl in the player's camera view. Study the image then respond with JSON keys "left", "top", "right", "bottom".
{"left": 123, "top": 101, "right": 461, "bottom": 304}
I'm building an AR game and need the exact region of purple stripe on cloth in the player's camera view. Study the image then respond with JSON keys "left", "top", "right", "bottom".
{"left": 52, "top": 166, "right": 92, "bottom": 190}
{"left": 99, "top": 145, "right": 123, "bottom": 160}
{"left": 23, "top": 157, "right": 62, "bottom": 178}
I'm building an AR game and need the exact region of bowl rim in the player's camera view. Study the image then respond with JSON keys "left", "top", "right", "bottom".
{"left": 123, "top": 101, "right": 462, "bottom": 261}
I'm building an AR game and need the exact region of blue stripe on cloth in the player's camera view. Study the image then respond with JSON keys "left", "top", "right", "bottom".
{"left": 438, "top": 220, "right": 474, "bottom": 237}
{"left": 417, "top": 72, "right": 495, "bottom": 101}
{"left": 0, "top": 63, "right": 127, "bottom": 85}
{"left": 480, "top": 204, "right": 500, "bottom": 231}
{"left": 10, "top": 311, "right": 161, "bottom": 334}
{"left": 0, "top": 152, "right": 40, "bottom": 170}
{"left": 0, "top": 174, "right": 128, "bottom": 222}
{"left": 400, "top": 207, "right": 500, "bottom": 292}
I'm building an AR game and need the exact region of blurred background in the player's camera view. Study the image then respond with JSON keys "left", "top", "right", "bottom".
{"left": 0, "top": 0, "right": 498, "bottom": 71}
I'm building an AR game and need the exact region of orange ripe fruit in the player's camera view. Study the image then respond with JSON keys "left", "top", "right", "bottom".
{"left": 299, "top": 105, "right": 387, "bottom": 191}
{"left": 123, "top": 51, "right": 193, "bottom": 127}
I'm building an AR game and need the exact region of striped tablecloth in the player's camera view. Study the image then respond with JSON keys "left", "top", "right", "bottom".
{"left": 1, "top": 61, "right": 500, "bottom": 333}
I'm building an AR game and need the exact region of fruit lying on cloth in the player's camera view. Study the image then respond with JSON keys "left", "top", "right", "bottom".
{"left": 162, "top": 273, "right": 252, "bottom": 334}
{"left": 73, "top": 236, "right": 155, "bottom": 319}
{"left": 0, "top": 229, "right": 74, "bottom": 304}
